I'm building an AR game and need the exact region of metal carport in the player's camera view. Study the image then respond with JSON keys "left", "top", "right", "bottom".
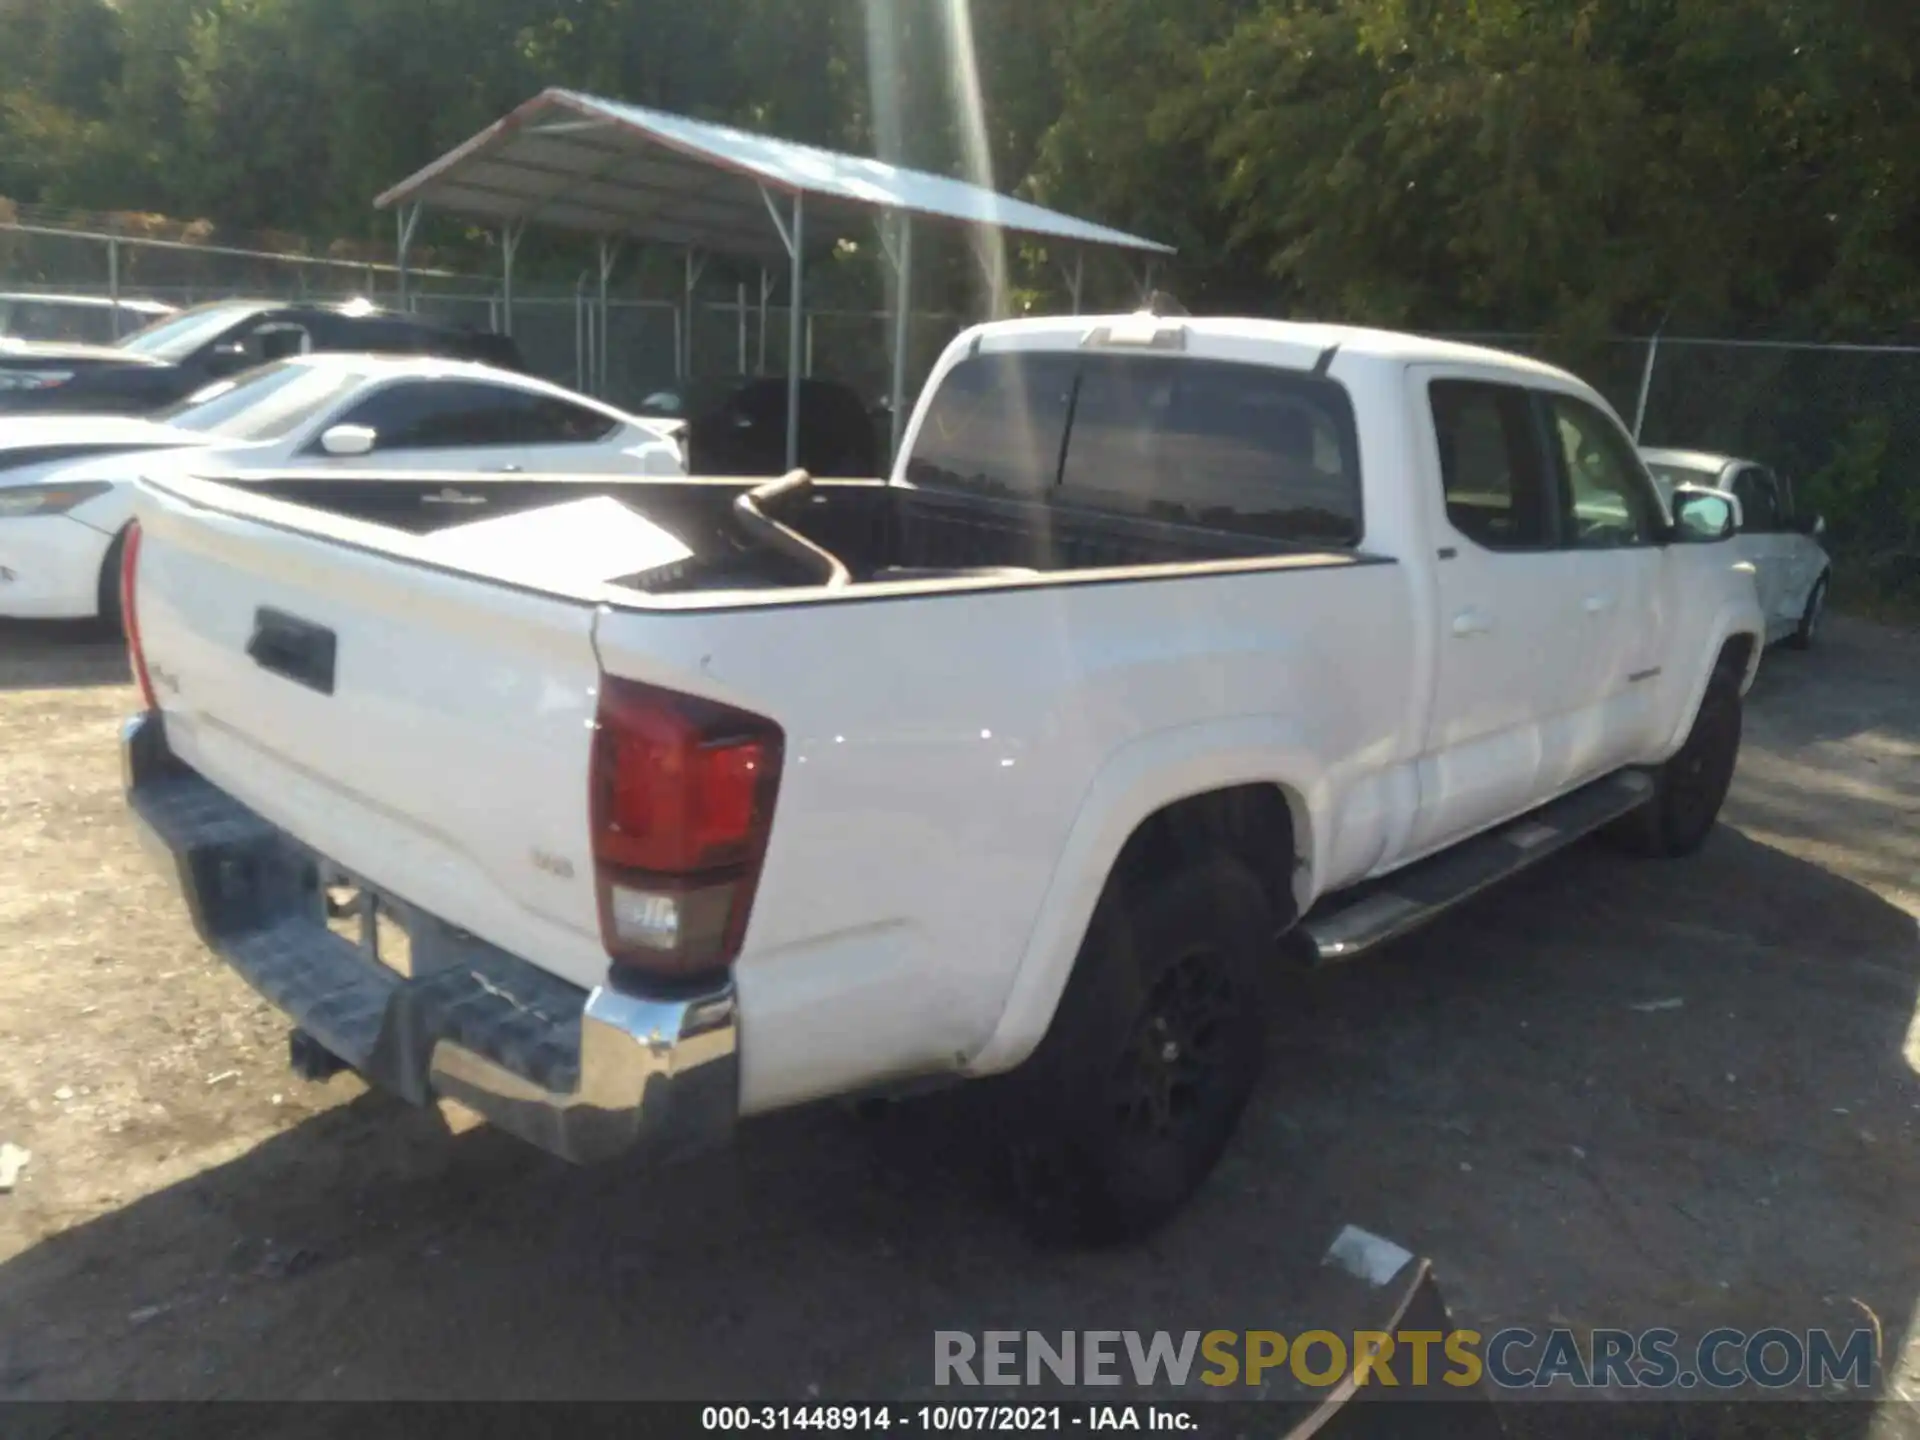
{"left": 374, "top": 87, "right": 1173, "bottom": 468}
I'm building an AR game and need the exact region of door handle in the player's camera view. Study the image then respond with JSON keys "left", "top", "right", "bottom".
{"left": 1452, "top": 609, "right": 1494, "bottom": 637}
{"left": 1583, "top": 594, "right": 1615, "bottom": 615}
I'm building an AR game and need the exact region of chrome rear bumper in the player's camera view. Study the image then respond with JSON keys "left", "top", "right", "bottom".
{"left": 122, "top": 711, "right": 738, "bottom": 1165}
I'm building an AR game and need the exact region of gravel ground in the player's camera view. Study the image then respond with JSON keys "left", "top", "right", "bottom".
{"left": 0, "top": 612, "right": 1916, "bottom": 1432}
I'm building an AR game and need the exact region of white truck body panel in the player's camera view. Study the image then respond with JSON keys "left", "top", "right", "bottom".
{"left": 127, "top": 314, "right": 1766, "bottom": 1124}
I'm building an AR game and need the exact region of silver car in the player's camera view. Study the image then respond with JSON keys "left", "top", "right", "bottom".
{"left": 1640, "top": 447, "right": 1832, "bottom": 648}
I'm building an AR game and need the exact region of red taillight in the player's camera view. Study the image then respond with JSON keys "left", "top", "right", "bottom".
{"left": 589, "top": 676, "right": 783, "bottom": 980}
{"left": 120, "top": 522, "right": 158, "bottom": 711}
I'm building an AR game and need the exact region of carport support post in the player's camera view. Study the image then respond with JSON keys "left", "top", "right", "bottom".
{"left": 758, "top": 268, "right": 775, "bottom": 375}
{"left": 499, "top": 222, "right": 523, "bottom": 337}
{"left": 886, "top": 212, "right": 915, "bottom": 464}
{"left": 107, "top": 235, "right": 121, "bottom": 338}
{"left": 598, "top": 238, "right": 621, "bottom": 399}
{"left": 395, "top": 203, "right": 422, "bottom": 314}
{"left": 785, "top": 195, "right": 805, "bottom": 469}
{"left": 759, "top": 183, "right": 806, "bottom": 470}
{"left": 682, "top": 249, "right": 708, "bottom": 379}
{"left": 1632, "top": 332, "right": 1662, "bottom": 444}
{"left": 737, "top": 281, "right": 748, "bottom": 373}
{"left": 574, "top": 270, "right": 590, "bottom": 392}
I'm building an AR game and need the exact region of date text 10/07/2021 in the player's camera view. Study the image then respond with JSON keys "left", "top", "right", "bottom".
{"left": 702, "top": 1407, "right": 1198, "bottom": 1432}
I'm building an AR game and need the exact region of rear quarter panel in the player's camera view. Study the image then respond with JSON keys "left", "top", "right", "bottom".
{"left": 595, "top": 557, "right": 1418, "bottom": 1113}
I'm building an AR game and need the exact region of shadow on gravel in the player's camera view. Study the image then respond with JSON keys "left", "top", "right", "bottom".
{"left": 3, "top": 816, "right": 1918, "bottom": 1433}
{"left": 1742, "top": 619, "right": 1920, "bottom": 751}
{"left": 0, "top": 619, "right": 128, "bottom": 692}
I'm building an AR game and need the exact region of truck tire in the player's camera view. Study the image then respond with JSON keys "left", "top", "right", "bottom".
{"left": 1609, "top": 666, "right": 1743, "bottom": 858}
{"left": 1002, "top": 857, "right": 1272, "bottom": 1246}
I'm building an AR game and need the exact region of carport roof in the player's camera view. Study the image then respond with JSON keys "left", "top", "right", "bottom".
{"left": 374, "top": 87, "right": 1174, "bottom": 264}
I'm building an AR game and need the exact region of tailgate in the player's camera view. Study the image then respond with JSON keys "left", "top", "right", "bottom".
{"left": 131, "top": 475, "right": 613, "bottom": 991}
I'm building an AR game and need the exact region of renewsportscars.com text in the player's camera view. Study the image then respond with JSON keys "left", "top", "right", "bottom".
{"left": 934, "top": 1328, "right": 1875, "bottom": 1392}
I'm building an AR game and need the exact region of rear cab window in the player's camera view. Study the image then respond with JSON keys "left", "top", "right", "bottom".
{"left": 904, "top": 352, "right": 1078, "bottom": 499}
{"left": 905, "top": 349, "right": 1363, "bottom": 546}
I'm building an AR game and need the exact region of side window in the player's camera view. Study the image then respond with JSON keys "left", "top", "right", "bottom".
{"left": 331, "top": 381, "right": 619, "bottom": 450}
{"left": 515, "top": 392, "right": 621, "bottom": 444}
{"left": 1770, "top": 471, "right": 1796, "bottom": 528}
{"left": 1733, "top": 468, "right": 1782, "bottom": 532}
{"left": 903, "top": 351, "right": 1079, "bottom": 496}
{"left": 1428, "top": 379, "right": 1553, "bottom": 550}
{"left": 18, "top": 302, "right": 112, "bottom": 345}
{"left": 1542, "top": 394, "right": 1663, "bottom": 547}
{"left": 241, "top": 320, "right": 312, "bottom": 365}
{"left": 1059, "top": 355, "right": 1363, "bottom": 543}
{"left": 329, "top": 381, "right": 506, "bottom": 450}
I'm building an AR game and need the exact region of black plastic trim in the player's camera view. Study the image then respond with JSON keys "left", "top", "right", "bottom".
{"left": 140, "top": 472, "right": 1397, "bottom": 619}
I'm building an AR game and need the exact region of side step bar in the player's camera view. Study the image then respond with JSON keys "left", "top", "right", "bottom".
{"left": 1299, "top": 770, "right": 1655, "bottom": 965}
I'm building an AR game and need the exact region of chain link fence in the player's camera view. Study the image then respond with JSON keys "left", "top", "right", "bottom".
{"left": 2, "top": 218, "right": 972, "bottom": 423}
{"left": 0, "top": 220, "right": 399, "bottom": 311}
{"left": 20, "top": 217, "right": 1906, "bottom": 589}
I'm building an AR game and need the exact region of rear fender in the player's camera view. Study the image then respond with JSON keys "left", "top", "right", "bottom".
{"left": 963, "top": 716, "right": 1325, "bottom": 1076}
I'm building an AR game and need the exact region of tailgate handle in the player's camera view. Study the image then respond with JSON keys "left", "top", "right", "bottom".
{"left": 246, "top": 607, "right": 337, "bottom": 696}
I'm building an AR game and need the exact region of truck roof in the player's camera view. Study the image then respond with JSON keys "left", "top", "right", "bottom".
{"left": 968, "top": 314, "right": 1583, "bottom": 386}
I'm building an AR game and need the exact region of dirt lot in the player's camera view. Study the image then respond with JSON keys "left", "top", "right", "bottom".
{"left": 2, "top": 613, "right": 1918, "bottom": 1424}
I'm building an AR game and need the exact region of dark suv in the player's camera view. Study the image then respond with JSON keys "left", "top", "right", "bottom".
{"left": 0, "top": 299, "right": 528, "bottom": 415}
{"left": 636, "top": 375, "right": 879, "bottom": 478}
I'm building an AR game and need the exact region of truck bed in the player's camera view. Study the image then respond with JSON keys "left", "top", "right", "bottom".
{"left": 218, "top": 469, "right": 1305, "bottom": 598}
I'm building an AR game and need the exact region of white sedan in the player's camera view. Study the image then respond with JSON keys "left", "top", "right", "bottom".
{"left": 0, "top": 354, "right": 685, "bottom": 626}
{"left": 1640, "top": 446, "right": 1832, "bottom": 648}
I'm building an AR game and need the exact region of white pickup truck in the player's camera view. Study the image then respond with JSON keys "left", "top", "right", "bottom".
{"left": 122, "top": 313, "right": 1763, "bottom": 1243}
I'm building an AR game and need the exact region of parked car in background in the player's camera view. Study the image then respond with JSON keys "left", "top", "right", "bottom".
{"left": 0, "top": 353, "right": 684, "bottom": 628}
{"left": 0, "top": 298, "right": 529, "bottom": 416}
{"left": 637, "top": 374, "right": 878, "bottom": 477}
{"left": 0, "top": 292, "right": 177, "bottom": 345}
{"left": 1640, "top": 447, "right": 1832, "bottom": 648}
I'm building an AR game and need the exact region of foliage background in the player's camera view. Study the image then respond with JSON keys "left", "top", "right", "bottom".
{"left": 2, "top": 0, "right": 1917, "bottom": 588}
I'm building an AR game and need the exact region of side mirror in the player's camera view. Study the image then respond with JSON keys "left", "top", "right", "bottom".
{"left": 1670, "top": 484, "right": 1740, "bottom": 543}
{"left": 318, "top": 424, "right": 376, "bottom": 457}
{"left": 1805, "top": 513, "right": 1827, "bottom": 539}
